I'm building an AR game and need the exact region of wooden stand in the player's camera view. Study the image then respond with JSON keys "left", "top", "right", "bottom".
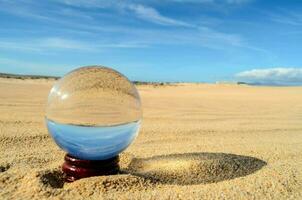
{"left": 62, "top": 154, "right": 120, "bottom": 182}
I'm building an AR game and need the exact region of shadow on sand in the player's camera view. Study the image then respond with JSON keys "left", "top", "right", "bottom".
{"left": 125, "top": 152, "right": 267, "bottom": 185}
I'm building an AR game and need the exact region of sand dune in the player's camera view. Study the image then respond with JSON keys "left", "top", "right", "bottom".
{"left": 0, "top": 78, "right": 301, "bottom": 199}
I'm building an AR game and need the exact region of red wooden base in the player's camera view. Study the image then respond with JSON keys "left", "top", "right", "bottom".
{"left": 62, "top": 154, "right": 120, "bottom": 182}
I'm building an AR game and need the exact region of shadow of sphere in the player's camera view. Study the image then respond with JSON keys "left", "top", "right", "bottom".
{"left": 126, "top": 153, "right": 266, "bottom": 185}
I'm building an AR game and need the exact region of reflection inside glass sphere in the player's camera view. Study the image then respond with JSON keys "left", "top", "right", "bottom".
{"left": 46, "top": 119, "right": 140, "bottom": 160}
{"left": 45, "top": 66, "right": 142, "bottom": 160}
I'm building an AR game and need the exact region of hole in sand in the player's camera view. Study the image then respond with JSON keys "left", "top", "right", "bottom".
{"left": 40, "top": 170, "right": 64, "bottom": 188}
{"left": 0, "top": 164, "right": 10, "bottom": 172}
{"left": 127, "top": 153, "right": 266, "bottom": 185}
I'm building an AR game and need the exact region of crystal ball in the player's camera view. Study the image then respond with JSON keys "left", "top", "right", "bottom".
{"left": 45, "top": 66, "right": 142, "bottom": 160}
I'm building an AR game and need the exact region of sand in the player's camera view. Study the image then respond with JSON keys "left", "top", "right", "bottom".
{"left": 0, "top": 78, "right": 301, "bottom": 199}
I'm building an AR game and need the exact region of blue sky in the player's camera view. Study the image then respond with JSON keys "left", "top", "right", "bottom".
{"left": 1, "top": 0, "right": 302, "bottom": 84}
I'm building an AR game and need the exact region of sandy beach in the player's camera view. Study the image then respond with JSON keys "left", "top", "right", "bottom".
{"left": 0, "top": 78, "right": 301, "bottom": 199}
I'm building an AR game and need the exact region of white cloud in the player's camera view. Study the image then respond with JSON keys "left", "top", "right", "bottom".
{"left": 225, "top": 0, "right": 251, "bottom": 4}
{"left": 270, "top": 14, "right": 302, "bottom": 26}
{"left": 0, "top": 41, "right": 41, "bottom": 52}
{"left": 59, "top": 0, "right": 109, "bottom": 8}
{"left": 0, "top": 0, "right": 256, "bottom": 51}
{"left": 161, "top": 0, "right": 252, "bottom": 4}
{"left": 126, "top": 4, "right": 193, "bottom": 27}
{"left": 40, "top": 37, "right": 92, "bottom": 50}
{"left": 55, "top": 1, "right": 235, "bottom": 27}
{"left": 57, "top": 0, "right": 252, "bottom": 6}
{"left": 0, "top": 1, "right": 193, "bottom": 27}
{"left": 0, "top": 38, "right": 93, "bottom": 51}
{"left": 0, "top": 37, "right": 147, "bottom": 53}
{"left": 198, "top": 27, "right": 242, "bottom": 47}
{"left": 235, "top": 68, "right": 302, "bottom": 85}
{"left": 266, "top": 9, "right": 302, "bottom": 26}
{"left": 98, "top": 43, "right": 148, "bottom": 48}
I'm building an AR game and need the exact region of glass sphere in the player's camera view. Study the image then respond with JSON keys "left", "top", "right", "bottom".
{"left": 45, "top": 66, "right": 142, "bottom": 160}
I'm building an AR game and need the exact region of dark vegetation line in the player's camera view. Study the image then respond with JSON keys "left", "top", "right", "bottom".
{"left": 0, "top": 72, "right": 175, "bottom": 86}
{"left": 0, "top": 72, "right": 60, "bottom": 80}
{"left": 2, "top": 73, "right": 297, "bottom": 86}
